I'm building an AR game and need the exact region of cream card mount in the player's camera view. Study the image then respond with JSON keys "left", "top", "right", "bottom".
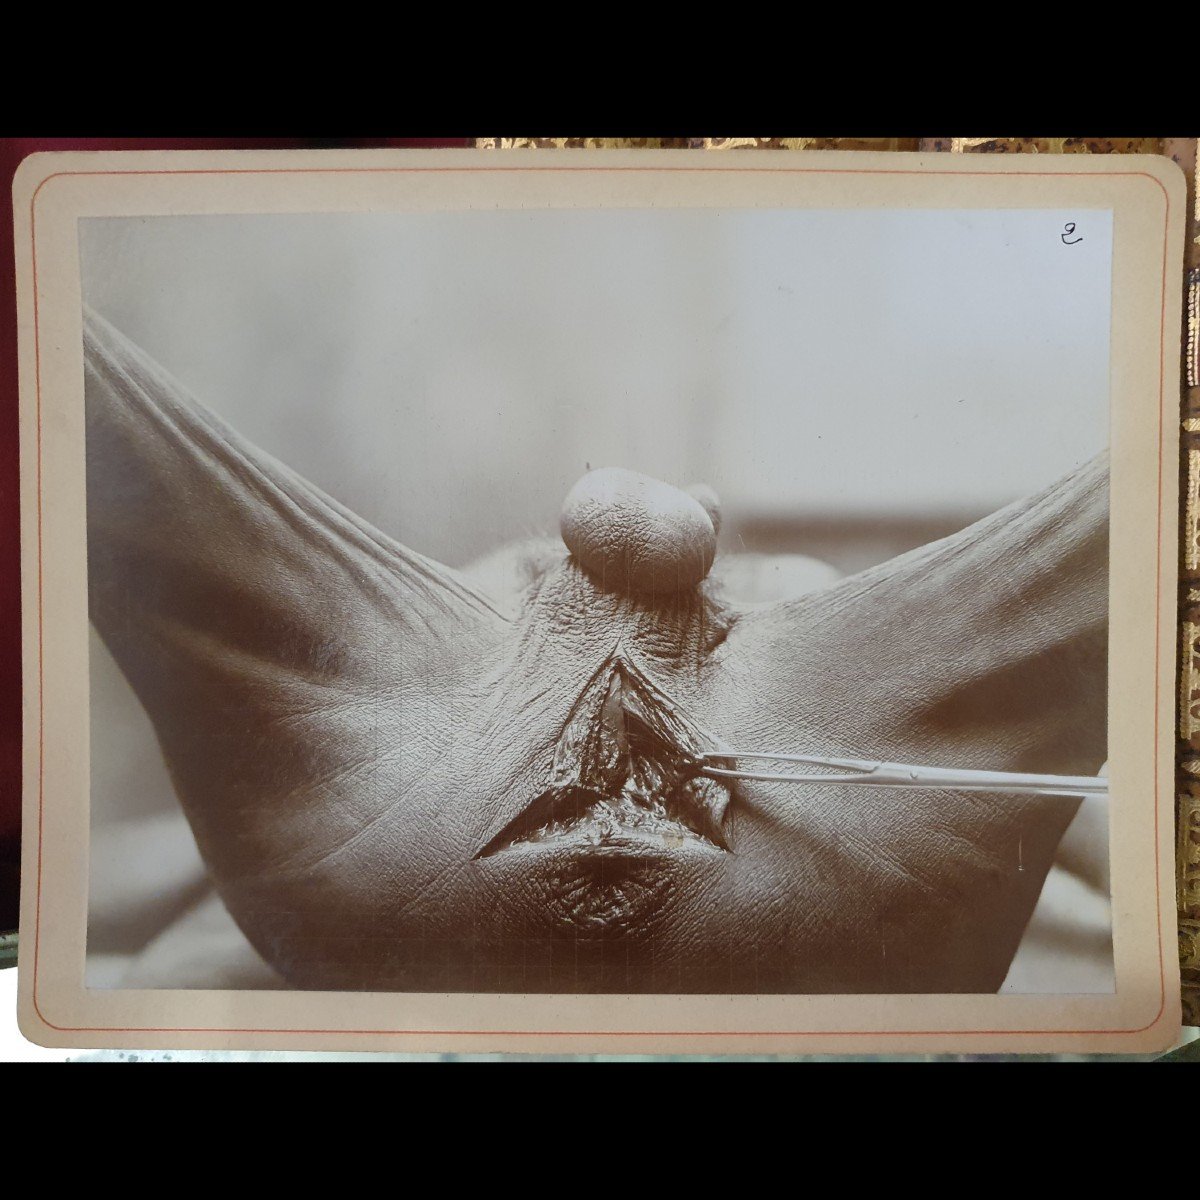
{"left": 13, "top": 148, "right": 1186, "bottom": 1053}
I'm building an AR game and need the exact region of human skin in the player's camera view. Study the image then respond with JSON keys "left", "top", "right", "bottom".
{"left": 83, "top": 308, "right": 1108, "bottom": 994}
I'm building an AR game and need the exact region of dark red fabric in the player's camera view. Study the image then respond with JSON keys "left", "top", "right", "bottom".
{"left": 0, "top": 137, "right": 473, "bottom": 931}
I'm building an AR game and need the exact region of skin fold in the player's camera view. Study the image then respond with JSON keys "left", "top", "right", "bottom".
{"left": 83, "top": 308, "right": 1108, "bottom": 994}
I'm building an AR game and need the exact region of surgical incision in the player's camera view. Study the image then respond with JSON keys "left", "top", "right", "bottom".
{"left": 477, "top": 656, "right": 732, "bottom": 856}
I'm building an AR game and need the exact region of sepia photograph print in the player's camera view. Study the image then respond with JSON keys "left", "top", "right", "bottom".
{"left": 14, "top": 150, "right": 1184, "bottom": 1053}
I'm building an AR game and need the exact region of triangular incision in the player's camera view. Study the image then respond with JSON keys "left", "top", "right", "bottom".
{"left": 476, "top": 657, "right": 731, "bottom": 857}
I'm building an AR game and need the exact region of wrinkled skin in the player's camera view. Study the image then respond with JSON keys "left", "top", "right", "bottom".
{"left": 84, "top": 309, "right": 1108, "bottom": 994}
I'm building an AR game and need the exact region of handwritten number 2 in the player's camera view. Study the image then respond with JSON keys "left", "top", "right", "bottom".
{"left": 1061, "top": 222, "right": 1083, "bottom": 245}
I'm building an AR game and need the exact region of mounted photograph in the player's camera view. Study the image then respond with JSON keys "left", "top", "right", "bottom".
{"left": 14, "top": 149, "right": 1184, "bottom": 1053}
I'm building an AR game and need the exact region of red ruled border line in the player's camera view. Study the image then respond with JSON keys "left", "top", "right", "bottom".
{"left": 26, "top": 163, "right": 1172, "bottom": 1038}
